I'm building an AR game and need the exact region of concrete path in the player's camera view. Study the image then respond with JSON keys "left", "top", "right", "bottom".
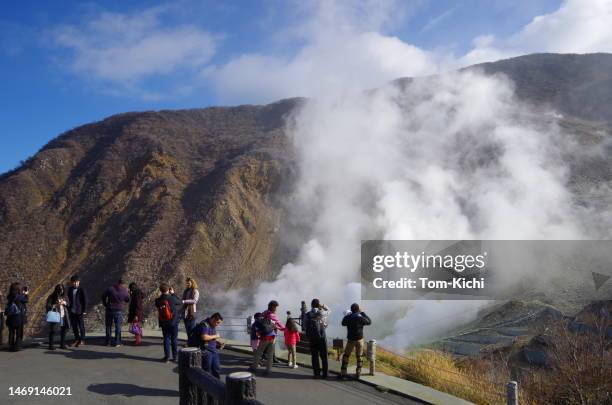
{"left": 0, "top": 336, "right": 423, "bottom": 405}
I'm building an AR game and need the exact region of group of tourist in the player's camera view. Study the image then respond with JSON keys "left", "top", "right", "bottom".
{"left": 43, "top": 276, "right": 87, "bottom": 350}
{"left": 243, "top": 298, "right": 371, "bottom": 379}
{"left": 100, "top": 277, "right": 201, "bottom": 363}
{"left": 3, "top": 277, "right": 372, "bottom": 380}
{"left": 1, "top": 276, "right": 200, "bottom": 355}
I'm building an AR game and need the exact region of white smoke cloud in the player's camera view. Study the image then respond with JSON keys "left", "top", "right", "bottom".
{"left": 214, "top": 0, "right": 612, "bottom": 349}
{"left": 209, "top": 0, "right": 612, "bottom": 103}
{"left": 246, "top": 69, "right": 611, "bottom": 349}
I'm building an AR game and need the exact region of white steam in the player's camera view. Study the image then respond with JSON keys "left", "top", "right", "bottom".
{"left": 210, "top": 0, "right": 612, "bottom": 350}
{"left": 249, "top": 70, "right": 608, "bottom": 350}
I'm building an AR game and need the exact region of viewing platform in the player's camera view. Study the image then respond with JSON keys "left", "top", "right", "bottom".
{"left": 0, "top": 329, "right": 475, "bottom": 405}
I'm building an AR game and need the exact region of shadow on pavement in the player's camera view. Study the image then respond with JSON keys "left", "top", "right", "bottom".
{"left": 44, "top": 348, "right": 161, "bottom": 363}
{"left": 72, "top": 337, "right": 160, "bottom": 347}
{"left": 220, "top": 352, "right": 316, "bottom": 380}
{"left": 87, "top": 383, "right": 178, "bottom": 397}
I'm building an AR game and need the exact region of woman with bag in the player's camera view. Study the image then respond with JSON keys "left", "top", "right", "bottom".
{"left": 5, "top": 282, "right": 28, "bottom": 352}
{"left": 128, "top": 282, "right": 144, "bottom": 346}
{"left": 181, "top": 278, "right": 200, "bottom": 334}
{"left": 45, "top": 284, "right": 69, "bottom": 350}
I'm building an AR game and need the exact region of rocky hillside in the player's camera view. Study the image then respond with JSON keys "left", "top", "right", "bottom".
{"left": 0, "top": 100, "right": 299, "bottom": 330}
{"left": 1, "top": 53, "right": 611, "bottom": 333}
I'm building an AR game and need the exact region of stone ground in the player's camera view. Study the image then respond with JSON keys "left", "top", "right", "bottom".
{"left": 0, "top": 336, "right": 422, "bottom": 405}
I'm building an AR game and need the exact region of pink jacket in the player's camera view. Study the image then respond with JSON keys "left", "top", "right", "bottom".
{"left": 284, "top": 329, "right": 301, "bottom": 346}
{"left": 262, "top": 310, "right": 286, "bottom": 333}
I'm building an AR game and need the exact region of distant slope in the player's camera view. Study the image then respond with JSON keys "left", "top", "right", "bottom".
{"left": 470, "top": 53, "right": 612, "bottom": 124}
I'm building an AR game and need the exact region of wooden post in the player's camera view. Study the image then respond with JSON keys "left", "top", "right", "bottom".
{"left": 367, "top": 339, "right": 377, "bottom": 376}
{"left": 225, "top": 372, "right": 256, "bottom": 405}
{"left": 179, "top": 347, "right": 202, "bottom": 405}
{"left": 507, "top": 381, "right": 518, "bottom": 405}
{"left": 187, "top": 368, "right": 224, "bottom": 405}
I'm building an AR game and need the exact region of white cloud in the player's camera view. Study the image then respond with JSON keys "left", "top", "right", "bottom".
{"left": 45, "top": 0, "right": 612, "bottom": 102}
{"left": 208, "top": 0, "right": 612, "bottom": 103}
{"left": 461, "top": 0, "right": 612, "bottom": 65}
{"left": 205, "top": 0, "right": 439, "bottom": 104}
{"left": 205, "top": 31, "right": 435, "bottom": 104}
{"left": 50, "top": 6, "right": 216, "bottom": 98}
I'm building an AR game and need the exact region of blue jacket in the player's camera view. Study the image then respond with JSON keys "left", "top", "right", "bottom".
{"left": 154, "top": 293, "right": 182, "bottom": 327}
{"left": 5, "top": 294, "right": 28, "bottom": 327}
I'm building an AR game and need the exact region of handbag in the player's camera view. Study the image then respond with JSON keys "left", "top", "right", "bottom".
{"left": 46, "top": 310, "right": 61, "bottom": 324}
{"left": 129, "top": 322, "right": 142, "bottom": 335}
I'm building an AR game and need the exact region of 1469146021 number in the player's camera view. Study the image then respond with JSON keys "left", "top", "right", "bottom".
{"left": 9, "top": 386, "right": 72, "bottom": 396}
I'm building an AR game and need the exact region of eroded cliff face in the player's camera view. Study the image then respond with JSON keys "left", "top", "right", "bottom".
{"left": 0, "top": 99, "right": 300, "bottom": 331}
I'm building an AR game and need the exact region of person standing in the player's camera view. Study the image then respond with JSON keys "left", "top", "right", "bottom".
{"left": 304, "top": 298, "right": 330, "bottom": 379}
{"left": 192, "top": 313, "right": 224, "bottom": 378}
{"left": 284, "top": 317, "right": 301, "bottom": 368}
{"left": 45, "top": 284, "right": 70, "bottom": 350}
{"left": 250, "top": 312, "right": 263, "bottom": 352}
{"left": 128, "top": 282, "right": 144, "bottom": 346}
{"left": 181, "top": 278, "right": 200, "bottom": 334}
{"left": 67, "top": 275, "right": 88, "bottom": 347}
{"left": 250, "top": 300, "right": 285, "bottom": 375}
{"left": 101, "top": 279, "right": 130, "bottom": 347}
{"left": 339, "top": 303, "right": 372, "bottom": 379}
{"left": 4, "top": 282, "right": 28, "bottom": 352}
{"left": 155, "top": 283, "right": 182, "bottom": 362}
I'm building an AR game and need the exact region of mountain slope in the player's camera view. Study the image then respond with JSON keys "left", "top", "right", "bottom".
{"left": 0, "top": 100, "right": 299, "bottom": 329}
{"left": 1, "top": 53, "right": 611, "bottom": 333}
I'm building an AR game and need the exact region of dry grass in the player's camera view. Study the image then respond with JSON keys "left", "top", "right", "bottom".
{"left": 370, "top": 308, "right": 611, "bottom": 405}
{"left": 376, "top": 348, "right": 506, "bottom": 405}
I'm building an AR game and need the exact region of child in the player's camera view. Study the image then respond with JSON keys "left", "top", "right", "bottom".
{"left": 284, "top": 317, "right": 301, "bottom": 368}
{"left": 250, "top": 312, "right": 263, "bottom": 351}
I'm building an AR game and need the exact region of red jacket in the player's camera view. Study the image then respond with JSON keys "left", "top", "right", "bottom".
{"left": 284, "top": 329, "right": 301, "bottom": 346}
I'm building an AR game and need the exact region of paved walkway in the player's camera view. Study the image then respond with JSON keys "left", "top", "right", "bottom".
{"left": 0, "top": 336, "right": 422, "bottom": 405}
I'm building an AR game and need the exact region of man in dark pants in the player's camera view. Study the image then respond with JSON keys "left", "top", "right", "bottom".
{"left": 194, "top": 313, "right": 224, "bottom": 378}
{"left": 67, "top": 275, "right": 88, "bottom": 347}
{"left": 155, "top": 283, "right": 182, "bottom": 363}
{"left": 339, "top": 303, "right": 372, "bottom": 379}
{"left": 304, "top": 298, "right": 330, "bottom": 379}
{"left": 102, "top": 279, "right": 130, "bottom": 347}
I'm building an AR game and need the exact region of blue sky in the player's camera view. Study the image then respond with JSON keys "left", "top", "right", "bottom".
{"left": 4, "top": 0, "right": 608, "bottom": 174}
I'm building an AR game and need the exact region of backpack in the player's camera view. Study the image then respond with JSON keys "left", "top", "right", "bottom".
{"left": 305, "top": 311, "right": 325, "bottom": 340}
{"left": 6, "top": 302, "right": 21, "bottom": 317}
{"left": 257, "top": 317, "right": 275, "bottom": 335}
{"left": 157, "top": 298, "right": 173, "bottom": 323}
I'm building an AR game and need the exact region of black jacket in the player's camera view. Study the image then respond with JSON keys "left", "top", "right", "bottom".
{"left": 341, "top": 312, "right": 371, "bottom": 341}
{"left": 67, "top": 286, "right": 88, "bottom": 315}
{"left": 5, "top": 294, "right": 28, "bottom": 327}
